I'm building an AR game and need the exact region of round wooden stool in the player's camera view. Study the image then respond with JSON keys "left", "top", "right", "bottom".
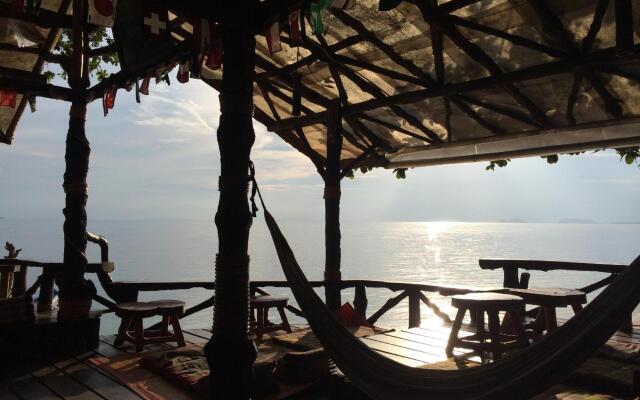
{"left": 250, "top": 295, "right": 292, "bottom": 339}
{"left": 114, "top": 300, "right": 186, "bottom": 352}
{"left": 505, "top": 288, "right": 587, "bottom": 335}
{"left": 446, "top": 293, "right": 529, "bottom": 360}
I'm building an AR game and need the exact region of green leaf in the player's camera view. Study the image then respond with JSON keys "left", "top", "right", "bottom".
{"left": 625, "top": 154, "right": 635, "bottom": 165}
{"left": 393, "top": 168, "right": 407, "bottom": 179}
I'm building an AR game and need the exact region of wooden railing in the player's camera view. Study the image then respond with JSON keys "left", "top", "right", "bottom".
{"left": 3, "top": 235, "right": 633, "bottom": 331}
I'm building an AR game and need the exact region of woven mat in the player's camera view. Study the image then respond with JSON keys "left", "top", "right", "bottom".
{"left": 272, "top": 326, "right": 393, "bottom": 351}
{"left": 88, "top": 344, "right": 315, "bottom": 400}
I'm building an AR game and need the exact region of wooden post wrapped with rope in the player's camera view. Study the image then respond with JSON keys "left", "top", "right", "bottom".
{"left": 203, "top": 16, "right": 257, "bottom": 400}
{"left": 324, "top": 100, "right": 343, "bottom": 312}
{"left": 56, "top": 0, "right": 96, "bottom": 318}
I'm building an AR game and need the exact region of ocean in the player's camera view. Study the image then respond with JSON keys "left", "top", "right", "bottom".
{"left": 1, "top": 218, "right": 639, "bottom": 334}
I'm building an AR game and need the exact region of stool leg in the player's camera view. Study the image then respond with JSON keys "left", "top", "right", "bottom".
{"left": 543, "top": 307, "right": 558, "bottom": 333}
{"left": 446, "top": 308, "right": 466, "bottom": 358}
{"left": 161, "top": 315, "right": 170, "bottom": 334}
{"left": 133, "top": 318, "right": 145, "bottom": 353}
{"left": 474, "top": 309, "right": 485, "bottom": 343}
{"left": 114, "top": 317, "right": 131, "bottom": 346}
{"left": 169, "top": 315, "right": 186, "bottom": 347}
{"left": 571, "top": 303, "right": 583, "bottom": 315}
{"left": 509, "top": 309, "right": 529, "bottom": 347}
{"left": 488, "top": 311, "right": 502, "bottom": 360}
{"left": 277, "top": 306, "right": 292, "bottom": 333}
{"left": 256, "top": 307, "right": 264, "bottom": 340}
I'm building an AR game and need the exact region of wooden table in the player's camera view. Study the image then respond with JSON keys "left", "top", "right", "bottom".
{"left": 504, "top": 288, "right": 587, "bottom": 334}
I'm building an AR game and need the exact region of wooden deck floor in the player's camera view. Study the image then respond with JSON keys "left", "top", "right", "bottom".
{"left": 3, "top": 322, "right": 640, "bottom": 400}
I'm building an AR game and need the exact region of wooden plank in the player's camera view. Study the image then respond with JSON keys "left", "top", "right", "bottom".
{"left": 56, "top": 361, "right": 142, "bottom": 400}
{"left": 32, "top": 366, "right": 102, "bottom": 400}
{"left": 365, "top": 349, "right": 426, "bottom": 368}
{"left": 9, "top": 375, "right": 61, "bottom": 400}
{"left": 365, "top": 333, "right": 448, "bottom": 358}
{"left": 359, "top": 337, "right": 441, "bottom": 364}
{"left": 182, "top": 331, "right": 209, "bottom": 346}
{"left": 383, "top": 330, "right": 472, "bottom": 355}
{"left": 189, "top": 329, "right": 212, "bottom": 340}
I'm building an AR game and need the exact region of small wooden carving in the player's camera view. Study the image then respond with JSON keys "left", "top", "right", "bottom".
{"left": 4, "top": 242, "right": 22, "bottom": 259}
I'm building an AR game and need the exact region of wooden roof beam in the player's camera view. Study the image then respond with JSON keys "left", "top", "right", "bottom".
{"left": 0, "top": 77, "right": 72, "bottom": 101}
{"left": 268, "top": 44, "right": 639, "bottom": 132}
{"left": 332, "top": 8, "right": 508, "bottom": 137}
{"left": 430, "top": 6, "right": 454, "bottom": 142}
{"left": 445, "top": 14, "right": 567, "bottom": 59}
{"left": 302, "top": 37, "right": 441, "bottom": 143}
{"left": 615, "top": 0, "right": 635, "bottom": 56}
{"left": 419, "top": 2, "right": 553, "bottom": 129}
{"left": 0, "top": 3, "right": 72, "bottom": 29}
{"left": 526, "top": 0, "right": 623, "bottom": 119}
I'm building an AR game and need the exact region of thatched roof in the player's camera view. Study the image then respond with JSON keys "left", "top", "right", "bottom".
{"left": 2, "top": 0, "right": 640, "bottom": 170}
{"left": 224, "top": 0, "right": 640, "bottom": 168}
{"left": 0, "top": 0, "right": 66, "bottom": 144}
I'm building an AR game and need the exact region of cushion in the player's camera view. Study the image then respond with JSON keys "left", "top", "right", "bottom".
{"left": 274, "top": 348, "right": 330, "bottom": 383}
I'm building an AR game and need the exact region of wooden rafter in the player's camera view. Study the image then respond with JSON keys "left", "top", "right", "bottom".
{"left": 419, "top": 2, "right": 553, "bottom": 128}
{"left": 331, "top": 8, "right": 514, "bottom": 136}
{"left": 268, "top": 43, "right": 639, "bottom": 132}
{"left": 526, "top": 0, "right": 623, "bottom": 119}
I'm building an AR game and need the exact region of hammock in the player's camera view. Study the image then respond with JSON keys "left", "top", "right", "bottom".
{"left": 260, "top": 205, "right": 640, "bottom": 400}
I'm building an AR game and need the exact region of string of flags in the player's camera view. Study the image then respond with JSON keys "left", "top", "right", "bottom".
{"left": 0, "top": 90, "right": 18, "bottom": 109}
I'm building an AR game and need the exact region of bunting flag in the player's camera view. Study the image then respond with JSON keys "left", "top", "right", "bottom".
{"left": 142, "top": 0, "right": 168, "bottom": 39}
{"left": 102, "top": 87, "right": 117, "bottom": 116}
{"left": 204, "top": 22, "right": 223, "bottom": 70}
{"left": 88, "top": 0, "right": 116, "bottom": 27}
{"left": 289, "top": 9, "right": 302, "bottom": 45}
{"left": 310, "top": 0, "right": 332, "bottom": 35}
{"left": 331, "top": 0, "right": 355, "bottom": 9}
{"left": 139, "top": 74, "right": 151, "bottom": 95}
{"left": 0, "top": 90, "right": 17, "bottom": 109}
{"left": 177, "top": 61, "right": 190, "bottom": 83}
{"left": 265, "top": 20, "right": 282, "bottom": 55}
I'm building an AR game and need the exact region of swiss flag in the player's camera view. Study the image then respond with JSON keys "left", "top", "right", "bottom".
{"left": 0, "top": 90, "right": 17, "bottom": 109}
{"left": 142, "top": 0, "right": 168, "bottom": 39}
{"left": 88, "top": 0, "right": 117, "bottom": 27}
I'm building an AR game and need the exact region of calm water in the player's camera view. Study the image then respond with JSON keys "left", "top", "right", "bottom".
{"left": 1, "top": 218, "right": 639, "bottom": 333}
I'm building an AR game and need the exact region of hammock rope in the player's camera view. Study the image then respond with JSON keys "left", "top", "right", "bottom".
{"left": 250, "top": 168, "right": 640, "bottom": 400}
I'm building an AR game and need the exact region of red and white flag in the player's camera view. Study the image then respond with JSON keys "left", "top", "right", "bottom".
{"left": 88, "top": 0, "right": 117, "bottom": 27}
{"left": 139, "top": 74, "right": 151, "bottom": 95}
{"left": 142, "top": 0, "right": 168, "bottom": 39}
{"left": 265, "top": 20, "right": 282, "bottom": 55}
{"left": 177, "top": 61, "right": 190, "bottom": 83}
{"left": 0, "top": 90, "right": 17, "bottom": 109}
{"left": 332, "top": 0, "right": 356, "bottom": 9}
{"left": 103, "top": 87, "right": 117, "bottom": 116}
{"left": 289, "top": 9, "right": 302, "bottom": 45}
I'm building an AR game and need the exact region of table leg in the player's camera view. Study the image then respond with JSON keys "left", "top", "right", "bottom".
{"left": 488, "top": 310, "right": 503, "bottom": 360}
{"left": 543, "top": 306, "right": 558, "bottom": 333}
{"left": 446, "top": 307, "right": 466, "bottom": 358}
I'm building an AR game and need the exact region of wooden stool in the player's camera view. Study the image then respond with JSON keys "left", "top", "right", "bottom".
{"left": 114, "top": 300, "right": 186, "bottom": 352}
{"left": 250, "top": 295, "right": 292, "bottom": 339}
{"left": 446, "top": 293, "right": 529, "bottom": 360}
{"left": 504, "top": 288, "right": 587, "bottom": 335}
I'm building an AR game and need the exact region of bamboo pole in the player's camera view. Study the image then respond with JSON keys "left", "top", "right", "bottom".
{"left": 203, "top": 17, "right": 257, "bottom": 399}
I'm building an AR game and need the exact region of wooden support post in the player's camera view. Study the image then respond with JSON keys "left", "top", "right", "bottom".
{"left": 408, "top": 289, "right": 421, "bottom": 328}
{"left": 56, "top": 0, "right": 95, "bottom": 317}
{"left": 615, "top": 0, "right": 634, "bottom": 56}
{"left": 324, "top": 100, "right": 343, "bottom": 312}
{"left": 503, "top": 267, "right": 520, "bottom": 288}
{"left": 353, "top": 283, "right": 368, "bottom": 318}
{"left": 203, "top": 19, "right": 257, "bottom": 400}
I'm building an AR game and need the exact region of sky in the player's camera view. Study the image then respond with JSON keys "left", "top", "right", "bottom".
{"left": 1, "top": 78, "right": 639, "bottom": 224}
